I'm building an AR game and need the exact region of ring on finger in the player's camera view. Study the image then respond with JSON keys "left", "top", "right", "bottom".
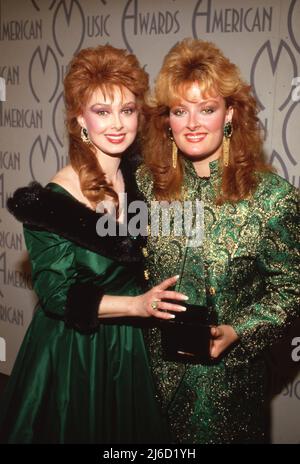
{"left": 151, "top": 300, "right": 160, "bottom": 310}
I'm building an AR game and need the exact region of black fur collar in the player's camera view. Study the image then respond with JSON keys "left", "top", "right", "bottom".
{"left": 7, "top": 152, "right": 146, "bottom": 264}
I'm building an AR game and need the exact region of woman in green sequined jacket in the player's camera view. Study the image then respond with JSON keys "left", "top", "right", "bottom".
{"left": 136, "top": 38, "right": 300, "bottom": 444}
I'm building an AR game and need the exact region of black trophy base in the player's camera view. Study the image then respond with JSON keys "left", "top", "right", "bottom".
{"left": 160, "top": 303, "right": 217, "bottom": 364}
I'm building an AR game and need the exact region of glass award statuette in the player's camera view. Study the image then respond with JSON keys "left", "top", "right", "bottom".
{"left": 159, "top": 228, "right": 217, "bottom": 364}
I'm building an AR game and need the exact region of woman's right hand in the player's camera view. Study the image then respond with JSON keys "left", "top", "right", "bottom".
{"left": 132, "top": 275, "right": 189, "bottom": 320}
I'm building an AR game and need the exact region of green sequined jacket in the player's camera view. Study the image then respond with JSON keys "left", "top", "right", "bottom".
{"left": 136, "top": 159, "right": 300, "bottom": 444}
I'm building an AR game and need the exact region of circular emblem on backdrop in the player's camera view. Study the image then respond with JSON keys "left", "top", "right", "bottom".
{"left": 269, "top": 151, "right": 290, "bottom": 182}
{"left": 52, "top": 91, "right": 65, "bottom": 148}
{"left": 282, "top": 100, "right": 299, "bottom": 167}
{"left": 52, "top": 0, "right": 85, "bottom": 57}
{"left": 29, "top": 135, "right": 60, "bottom": 184}
{"left": 250, "top": 40, "right": 298, "bottom": 112}
{"left": 288, "top": 0, "right": 300, "bottom": 54}
{"left": 29, "top": 46, "right": 60, "bottom": 103}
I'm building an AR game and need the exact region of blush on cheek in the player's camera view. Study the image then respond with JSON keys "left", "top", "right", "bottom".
{"left": 85, "top": 114, "right": 105, "bottom": 132}
{"left": 131, "top": 118, "right": 138, "bottom": 133}
{"left": 207, "top": 112, "right": 226, "bottom": 131}
{"left": 169, "top": 117, "right": 184, "bottom": 135}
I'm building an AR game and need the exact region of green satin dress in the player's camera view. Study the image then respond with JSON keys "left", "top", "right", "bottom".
{"left": 0, "top": 183, "right": 166, "bottom": 444}
{"left": 136, "top": 159, "right": 300, "bottom": 444}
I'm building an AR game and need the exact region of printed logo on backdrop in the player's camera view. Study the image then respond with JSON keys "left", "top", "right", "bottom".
{"left": 250, "top": 40, "right": 297, "bottom": 113}
{"left": 0, "top": 303, "right": 25, "bottom": 329}
{"left": 282, "top": 101, "right": 300, "bottom": 187}
{"left": 29, "top": 135, "right": 60, "bottom": 184}
{"left": 0, "top": 252, "right": 32, "bottom": 292}
{"left": 52, "top": 0, "right": 85, "bottom": 57}
{"left": 0, "top": 230, "right": 23, "bottom": 252}
{"left": 250, "top": 27, "right": 299, "bottom": 185}
{"left": 29, "top": 46, "right": 60, "bottom": 103}
{"left": 0, "top": 103, "right": 43, "bottom": 128}
{"left": 0, "top": 65, "right": 19, "bottom": 88}
{"left": 86, "top": 0, "right": 110, "bottom": 39}
{"left": 31, "top": 0, "right": 57, "bottom": 11}
{"left": 192, "top": 0, "right": 273, "bottom": 38}
{"left": 0, "top": 0, "right": 42, "bottom": 41}
{"left": 53, "top": 91, "right": 66, "bottom": 148}
{"left": 0, "top": 105, "right": 42, "bottom": 129}
{"left": 288, "top": 0, "right": 300, "bottom": 54}
{"left": 122, "top": 0, "right": 180, "bottom": 52}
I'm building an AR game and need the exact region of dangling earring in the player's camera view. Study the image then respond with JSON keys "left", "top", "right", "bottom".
{"left": 223, "top": 121, "right": 233, "bottom": 167}
{"left": 168, "top": 127, "right": 177, "bottom": 169}
{"left": 81, "top": 127, "right": 91, "bottom": 144}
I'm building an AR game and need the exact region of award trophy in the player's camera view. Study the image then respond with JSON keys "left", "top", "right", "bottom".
{"left": 160, "top": 301, "right": 216, "bottom": 364}
{"left": 160, "top": 229, "right": 217, "bottom": 364}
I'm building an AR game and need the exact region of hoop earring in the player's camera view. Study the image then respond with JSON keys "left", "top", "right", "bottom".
{"left": 168, "top": 127, "right": 177, "bottom": 169}
{"left": 223, "top": 121, "right": 233, "bottom": 167}
{"left": 81, "top": 127, "right": 91, "bottom": 144}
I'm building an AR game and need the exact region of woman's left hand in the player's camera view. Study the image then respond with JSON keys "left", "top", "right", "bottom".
{"left": 210, "top": 325, "right": 239, "bottom": 359}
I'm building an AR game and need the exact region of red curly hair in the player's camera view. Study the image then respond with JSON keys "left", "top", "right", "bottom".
{"left": 64, "top": 44, "right": 149, "bottom": 209}
{"left": 142, "top": 38, "right": 272, "bottom": 203}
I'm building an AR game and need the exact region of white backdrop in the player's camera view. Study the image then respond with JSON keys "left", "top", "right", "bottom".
{"left": 0, "top": 0, "right": 299, "bottom": 443}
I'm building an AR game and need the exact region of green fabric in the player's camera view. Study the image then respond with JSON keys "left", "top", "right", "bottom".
{"left": 0, "top": 183, "right": 167, "bottom": 444}
{"left": 136, "top": 159, "right": 300, "bottom": 444}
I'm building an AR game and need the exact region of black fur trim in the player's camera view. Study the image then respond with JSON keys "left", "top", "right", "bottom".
{"left": 7, "top": 154, "right": 146, "bottom": 264}
{"left": 65, "top": 282, "right": 103, "bottom": 334}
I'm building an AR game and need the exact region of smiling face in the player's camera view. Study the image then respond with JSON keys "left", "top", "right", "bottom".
{"left": 169, "top": 82, "right": 233, "bottom": 162}
{"left": 77, "top": 86, "right": 138, "bottom": 158}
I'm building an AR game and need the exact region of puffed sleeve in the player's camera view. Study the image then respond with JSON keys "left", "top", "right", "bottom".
{"left": 24, "top": 226, "right": 103, "bottom": 334}
{"left": 226, "top": 185, "right": 300, "bottom": 367}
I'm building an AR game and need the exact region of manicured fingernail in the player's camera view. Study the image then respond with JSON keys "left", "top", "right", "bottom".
{"left": 178, "top": 306, "right": 187, "bottom": 311}
{"left": 169, "top": 314, "right": 176, "bottom": 319}
{"left": 174, "top": 275, "right": 180, "bottom": 279}
{"left": 182, "top": 295, "right": 189, "bottom": 300}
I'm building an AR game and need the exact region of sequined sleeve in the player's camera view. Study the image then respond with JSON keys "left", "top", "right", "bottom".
{"left": 226, "top": 185, "right": 300, "bottom": 367}
{"left": 135, "top": 164, "right": 154, "bottom": 203}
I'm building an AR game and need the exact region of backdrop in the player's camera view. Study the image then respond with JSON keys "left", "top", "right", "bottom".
{"left": 0, "top": 0, "right": 299, "bottom": 443}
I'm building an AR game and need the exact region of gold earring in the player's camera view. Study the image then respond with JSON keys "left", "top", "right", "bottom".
{"left": 168, "top": 128, "right": 177, "bottom": 169}
{"left": 223, "top": 121, "right": 233, "bottom": 167}
{"left": 81, "top": 127, "right": 91, "bottom": 144}
{"left": 172, "top": 141, "right": 177, "bottom": 169}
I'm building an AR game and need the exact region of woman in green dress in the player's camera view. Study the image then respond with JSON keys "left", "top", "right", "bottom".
{"left": 0, "top": 44, "right": 187, "bottom": 443}
{"left": 137, "top": 38, "right": 300, "bottom": 444}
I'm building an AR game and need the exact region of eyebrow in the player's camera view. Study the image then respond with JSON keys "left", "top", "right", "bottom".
{"left": 91, "top": 101, "right": 136, "bottom": 109}
{"left": 173, "top": 98, "right": 220, "bottom": 106}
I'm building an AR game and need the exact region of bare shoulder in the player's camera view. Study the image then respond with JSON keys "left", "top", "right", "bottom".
{"left": 50, "top": 165, "right": 90, "bottom": 206}
{"left": 50, "top": 165, "right": 76, "bottom": 190}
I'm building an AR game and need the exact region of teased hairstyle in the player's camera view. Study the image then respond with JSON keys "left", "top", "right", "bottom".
{"left": 142, "top": 38, "right": 271, "bottom": 203}
{"left": 64, "top": 44, "right": 149, "bottom": 209}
